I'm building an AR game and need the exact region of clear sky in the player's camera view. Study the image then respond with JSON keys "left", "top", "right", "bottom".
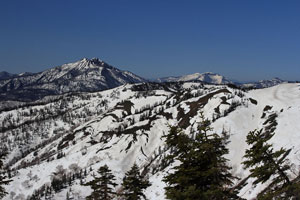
{"left": 0, "top": 0, "right": 300, "bottom": 81}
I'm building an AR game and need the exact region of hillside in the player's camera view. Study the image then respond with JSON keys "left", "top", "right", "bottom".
{"left": 1, "top": 82, "right": 300, "bottom": 199}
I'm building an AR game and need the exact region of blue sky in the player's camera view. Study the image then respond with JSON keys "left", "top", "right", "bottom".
{"left": 0, "top": 0, "right": 300, "bottom": 81}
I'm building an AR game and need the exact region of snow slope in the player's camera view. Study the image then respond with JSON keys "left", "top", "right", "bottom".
{"left": 213, "top": 83, "right": 300, "bottom": 198}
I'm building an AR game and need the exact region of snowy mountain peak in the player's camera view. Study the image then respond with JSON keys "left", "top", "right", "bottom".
{"left": 71, "top": 58, "right": 112, "bottom": 70}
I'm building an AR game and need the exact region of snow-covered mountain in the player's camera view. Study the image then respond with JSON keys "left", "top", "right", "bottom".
{"left": 0, "top": 58, "right": 145, "bottom": 101}
{"left": 1, "top": 81, "right": 300, "bottom": 199}
{"left": 156, "top": 72, "right": 232, "bottom": 84}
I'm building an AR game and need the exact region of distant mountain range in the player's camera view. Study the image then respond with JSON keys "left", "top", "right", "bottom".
{"left": 0, "top": 58, "right": 294, "bottom": 102}
{"left": 240, "top": 77, "right": 288, "bottom": 88}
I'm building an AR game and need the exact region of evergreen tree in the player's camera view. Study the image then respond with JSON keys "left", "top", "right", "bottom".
{"left": 0, "top": 153, "right": 11, "bottom": 199}
{"left": 243, "top": 128, "right": 292, "bottom": 198}
{"left": 122, "top": 163, "right": 151, "bottom": 200}
{"left": 163, "top": 114, "right": 238, "bottom": 200}
{"left": 83, "top": 164, "right": 117, "bottom": 200}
